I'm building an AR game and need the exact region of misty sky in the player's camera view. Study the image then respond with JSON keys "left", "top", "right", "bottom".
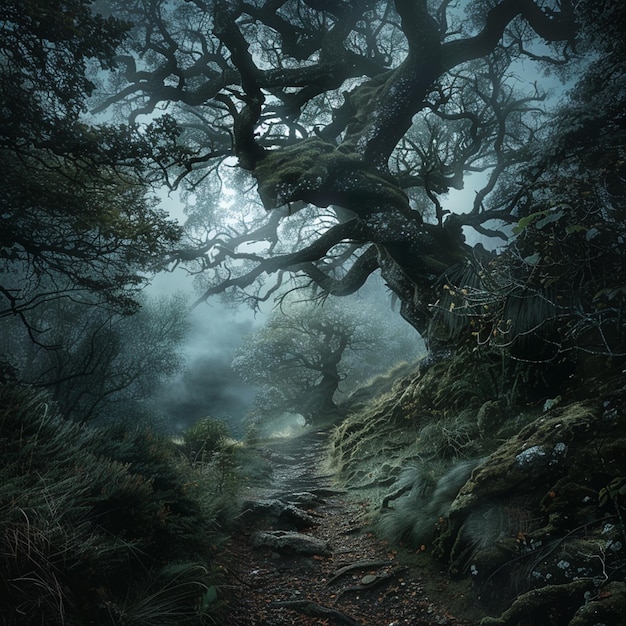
{"left": 146, "top": 264, "right": 265, "bottom": 433}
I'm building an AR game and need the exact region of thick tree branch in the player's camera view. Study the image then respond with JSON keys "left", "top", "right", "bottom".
{"left": 295, "top": 245, "right": 380, "bottom": 296}
{"left": 191, "top": 218, "right": 364, "bottom": 306}
{"left": 347, "top": 0, "right": 574, "bottom": 170}
{"left": 442, "top": 0, "right": 575, "bottom": 69}
{"left": 213, "top": 1, "right": 265, "bottom": 168}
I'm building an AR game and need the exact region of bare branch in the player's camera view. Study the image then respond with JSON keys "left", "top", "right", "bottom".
{"left": 191, "top": 218, "right": 364, "bottom": 306}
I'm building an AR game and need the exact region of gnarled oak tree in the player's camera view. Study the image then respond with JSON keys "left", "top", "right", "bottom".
{"left": 99, "top": 0, "right": 580, "bottom": 346}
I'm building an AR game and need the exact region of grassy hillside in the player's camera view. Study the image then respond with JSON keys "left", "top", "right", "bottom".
{"left": 328, "top": 349, "right": 626, "bottom": 625}
{"left": 0, "top": 385, "right": 237, "bottom": 626}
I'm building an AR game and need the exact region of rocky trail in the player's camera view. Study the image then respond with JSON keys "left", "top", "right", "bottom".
{"left": 218, "top": 430, "right": 485, "bottom": 625}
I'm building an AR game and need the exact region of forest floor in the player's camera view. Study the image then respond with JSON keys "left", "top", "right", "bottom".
{"left": 217, "top": 430, "right": 491, "bottom": 626}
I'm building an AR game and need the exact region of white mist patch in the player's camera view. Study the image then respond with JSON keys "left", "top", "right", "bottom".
{"left": 264, "top": 413, "right": 306, "bottom": 439}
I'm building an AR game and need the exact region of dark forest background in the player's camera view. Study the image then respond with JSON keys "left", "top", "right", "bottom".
{"left": 1, "top": 1, "right": 625, "bottom": 624}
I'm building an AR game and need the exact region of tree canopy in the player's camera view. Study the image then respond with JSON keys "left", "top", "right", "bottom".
{"left": 0, "top": 0, "right": 183, "bottom": 337}
{"left": 95, "top": 0, "right": 596, "bottom": 347}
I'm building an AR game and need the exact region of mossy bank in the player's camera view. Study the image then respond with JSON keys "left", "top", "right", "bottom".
{"left": 328, "top": 349, "right": 626, "bottom": 626}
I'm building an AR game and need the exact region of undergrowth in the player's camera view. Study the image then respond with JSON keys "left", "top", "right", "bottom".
{"left": 327, "top": 350, "right": 543, "bottom": 548}
{"left": 0, "top": 384, "right": 237, "bottom": 625}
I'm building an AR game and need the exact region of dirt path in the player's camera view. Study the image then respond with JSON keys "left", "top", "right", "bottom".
{"left": 218, "top": 431, "right": 484, "bottom": 626}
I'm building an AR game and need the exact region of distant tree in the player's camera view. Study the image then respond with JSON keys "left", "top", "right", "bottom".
{"left": 96, "top": 0, "right": 585, "bottom": 351}
{"left": 1, "top": 293, "right": 190, "bottom": 423}
{"left": 0, "top": 0, "right": 183, "bottom": 337}
{"left": 232, "top": 295, "right": 418, "bottom": 424}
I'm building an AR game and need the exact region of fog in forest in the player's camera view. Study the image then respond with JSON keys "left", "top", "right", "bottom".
{"left": 146, "top": 262, "right": 424, "bottom": 436}
{"left": 3, "top": 1, "right": 625, "bottom": 624}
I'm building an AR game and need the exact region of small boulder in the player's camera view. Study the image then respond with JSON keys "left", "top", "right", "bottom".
{"left": 252, "top": 530, "right": 332, "bottom": 556}
{"left": 278, "top": 504, "right": 318, "bottom": 529}
{"left": 240, "top": 499, "right": 318, "bottom": 529}
{"left": 280, "top": 491, "right": 325, "bottom": 507}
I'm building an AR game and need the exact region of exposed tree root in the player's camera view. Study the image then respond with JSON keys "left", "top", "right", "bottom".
{"left": 269, "top": 599, "right": 362, "bottom": 625}
{"left": 381, "top": 482, "right": 412, "bottom": 509}
{"left": 479, "top": 580, "right": 593, "bottom": 626}
{"left": 326, "top": 560, "right": 392, "bottom": 585}
{"left": 334, "top": 567, "right": 405, "bottom": 603}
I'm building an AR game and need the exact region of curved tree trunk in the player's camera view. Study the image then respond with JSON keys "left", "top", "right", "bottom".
{"left": 301, "top": 371, "right": 341, "bottom": 424}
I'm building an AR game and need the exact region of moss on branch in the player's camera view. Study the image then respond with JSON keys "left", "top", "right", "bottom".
{"left": 253, "top": 137, "right": 410, "bottom": 214}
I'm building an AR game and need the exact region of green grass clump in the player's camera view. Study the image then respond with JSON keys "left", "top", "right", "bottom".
{"left": 183, "top": 417, "right": 232, "bottom": 460}
{"left": 0, "top": 385, "right": 234, "bottom": 625}
{"left": 376, "top": 460, "right": 479, "bottom": 548}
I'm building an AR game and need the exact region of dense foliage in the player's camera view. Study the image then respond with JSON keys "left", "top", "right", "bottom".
{"left": 0, "top": 385, "right": 233, "bottom": 625}
{"left": 0, "top": 6, "right": 225, "bottom": 622}
{"left": 0, "top": 0, "right": 182, "bottom": 335}
{"left": 183, "top": 416, "right": 232, "bottom": 459}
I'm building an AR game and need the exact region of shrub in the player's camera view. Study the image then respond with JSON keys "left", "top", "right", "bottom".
{"left": 183, "top": 416, "right": 232, "bottom": 461}
{"left": 0, "top": 384, "right": 231, "bottom": 625}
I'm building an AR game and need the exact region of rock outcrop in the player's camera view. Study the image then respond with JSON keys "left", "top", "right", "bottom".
{"left": 328, "top": 350, "right": 626, "bottom": 626}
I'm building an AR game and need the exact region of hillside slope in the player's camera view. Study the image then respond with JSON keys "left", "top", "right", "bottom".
{"left": 328, "top": 350, "right": 626, "bottom": 625}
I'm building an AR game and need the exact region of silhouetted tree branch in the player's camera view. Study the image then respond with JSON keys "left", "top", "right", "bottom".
{"left": 100, "top": 0, "right": 580, "bottom": 346}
